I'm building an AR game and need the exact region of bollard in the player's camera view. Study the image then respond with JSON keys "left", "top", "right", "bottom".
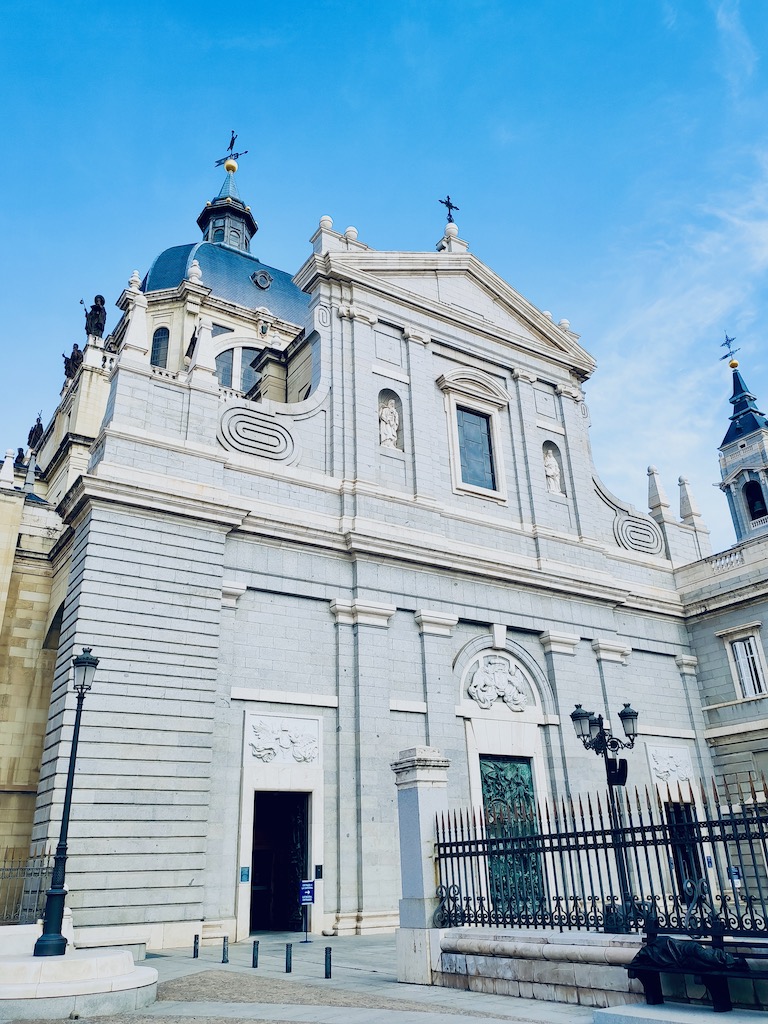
{"left": 193, "top": 934, "right": 200, "bottom": 959}
{"left": 324, "top": 945, "right": 332, "bottom": 979}
{"left": 252, "top": 939, "right": 259, "bottom": 968}
{"left": 222, "top": 936, "right": 229, "bottom": 964}
{"left": 285, "top": 942, "right": 292, "bottom": 973}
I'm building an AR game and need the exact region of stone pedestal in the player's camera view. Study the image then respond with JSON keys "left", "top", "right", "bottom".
{"left": 0, "top": 949, "right": 156, "bottom": 1020}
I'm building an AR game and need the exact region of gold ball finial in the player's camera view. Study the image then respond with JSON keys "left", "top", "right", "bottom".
{"left": 730, "top": 358, "right": 739, "bottom": 368}
{"left": 224, "top": 158, "right": 238, "bottom": 173}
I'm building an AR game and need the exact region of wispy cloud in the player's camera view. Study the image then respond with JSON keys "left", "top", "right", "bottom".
{"left": 584, "top": 151, "right": 768, "bottom": 550}
{"left": 712, "top": 0, "right": 758, "bottom": 98}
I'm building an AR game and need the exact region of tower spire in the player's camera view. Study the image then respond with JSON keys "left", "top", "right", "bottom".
{"left": 718, "top": 350, "right": 768, "bottom": 542}
{"left": 197, "top": 136, "right": 257, "bottom": 252}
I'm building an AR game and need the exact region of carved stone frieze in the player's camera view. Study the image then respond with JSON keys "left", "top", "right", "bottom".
{"left": 246, "top": 714, "right": 320, "bottom": 766}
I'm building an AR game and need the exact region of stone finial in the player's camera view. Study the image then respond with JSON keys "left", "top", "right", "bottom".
{"left": 344, "top": 226, "right": 358, "bottom": 241}
{"left": 647, "top": 465, "right": 670, "bottom": 514}
{"left": 188, "top": 259, "right": 202, "bottom": 285}
{"left": 436, "top": 221, "right": 469, "bottom": 253}
{"left": 679, "top": 476, "right": 702, "bottom": 523}
{"left": 128, "top": 270, "right": 141, "bottom": 291}
{"left": 0, "top": 449, "right": 16, "bottom": 489}
{"left": 558, "top": 318, "right": 571, "bottom": 330}
{"left": 542, "top": 311, "right": 553, "bottom": 321}
{"left": 319, "top": 215, "right": 333, "bottom": 230}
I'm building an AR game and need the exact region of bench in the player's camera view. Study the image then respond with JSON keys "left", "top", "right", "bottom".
{"left": 627, "top": 921, "right": 768, "bottom": 1012}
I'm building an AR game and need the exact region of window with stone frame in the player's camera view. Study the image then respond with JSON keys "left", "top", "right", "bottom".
{"left": 437, "top": 367, "right": 509, "bottom": 501}
{"left": 716, "top": 622, "right": 768, "bottom": 700}
{"left": 456, "top": 407, "right": 496, "bottom": 490}
{"left": 150, "top": 327, "right": 169, "bottom": 368}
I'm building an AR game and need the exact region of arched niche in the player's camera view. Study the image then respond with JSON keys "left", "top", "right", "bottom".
{"left": 378, "top": 389, "right": 404, "bottom": 451}
{"left": 542, "top": 441, "right": 566, "bottom": 496}
{"left": 744, "top": 479, "right": 767, "bottom": 521}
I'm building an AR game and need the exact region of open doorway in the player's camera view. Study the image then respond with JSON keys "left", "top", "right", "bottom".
{"left": 250, "top": 791, "right": 309, "bottom": 932}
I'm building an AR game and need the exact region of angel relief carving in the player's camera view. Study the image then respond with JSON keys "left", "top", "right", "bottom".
{"left": 249, "top": 719, "right": 318, "bottom": 764}
{"left": 467, "top": 655, "right": 529, "bottom": 712}
{"left": 649, "top": 747, "right": 692, "bottom": 784}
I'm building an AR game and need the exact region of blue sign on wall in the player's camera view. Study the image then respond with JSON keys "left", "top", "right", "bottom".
{"left": 240, "top": 866, "right": 250, "bottom": 883}
{"left": 299, "top": 880, "right": 315, "bottom": 905}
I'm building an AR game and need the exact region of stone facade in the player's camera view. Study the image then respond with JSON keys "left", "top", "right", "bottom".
{"left": 1, "top": 169, "right": 766, "bottom": 948}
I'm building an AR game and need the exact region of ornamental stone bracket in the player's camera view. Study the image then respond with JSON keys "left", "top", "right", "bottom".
{"left": 591, "top": 639, "right": 632, "bottom": 664}
{"left": 414, "top": 610, "right": 459, "bottom": 636}
{"left": 539, "top": 630, "right": 580, "bottom": 656}
{"left": 330, "top": 598, "right": 396, "bottom": 627}
{"left": 675, "top": 654, "right": 699, "bottom": 674}
{"left": 337, "top": 304, "right": 378, "bottom": 326}
{"left": 402, "top": 326, "right": 427, "bottom": 345}
{"left": 222, "top": 581, "right": 247, "bottom": 609}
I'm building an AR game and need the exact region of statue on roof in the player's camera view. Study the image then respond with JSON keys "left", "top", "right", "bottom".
{"left": 63, "top": 343, "right": 83, "bottom": 379}
{"left": 83, "top": 295, "right": 107, "bottom": 338}
{"left": 27, "top": 414, "right": 43, "bottom": 451}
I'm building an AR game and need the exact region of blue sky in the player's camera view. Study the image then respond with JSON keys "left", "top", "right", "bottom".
{"left": 2, "top": 0, "right": 767, "bottom": 551}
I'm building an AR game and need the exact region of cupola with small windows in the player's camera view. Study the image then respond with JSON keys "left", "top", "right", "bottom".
{"left": 196, "top": 158, "right": 258, "bottom": 253}
{"left": 719, "top": 357, "right": 768, "bottom": 542}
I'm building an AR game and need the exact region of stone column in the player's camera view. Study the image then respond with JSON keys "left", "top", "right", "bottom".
{"left": 391, "top": 746, "right": 449, "bottom": 984}
{"left": 330, "top": 598, "right": 395, "bottom": 935}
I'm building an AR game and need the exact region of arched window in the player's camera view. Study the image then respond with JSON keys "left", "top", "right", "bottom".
{"left": 212, "top": 228, "right": 224, "bottom": 242}
{"left": 151, "top": 327, "right": 169, "bottom": 369}
{"left": 214, "top": 347, "right": 262, "bottom": 393}
{"left": 744, "top": 480, "right": 767, "bottom": 521}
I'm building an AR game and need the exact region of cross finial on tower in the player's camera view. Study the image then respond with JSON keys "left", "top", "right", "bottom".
{"left": 720, "top": 331, "right": 741, "bottom": 367}
{"left": 439, "top": 195, "right": 459, "bottom": 223}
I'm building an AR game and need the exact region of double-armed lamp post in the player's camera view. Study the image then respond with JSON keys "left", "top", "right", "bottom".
{"left": 34, "top": 647, "right": 99, "bottom": 957}
{"left": 570, "top": 701, "right": 639, "bottom": 932}
{"left": 570, "top": 702, "right": 639, "bottom": 786}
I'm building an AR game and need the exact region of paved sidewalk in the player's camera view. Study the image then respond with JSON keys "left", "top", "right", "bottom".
{"left": 68, "top": 932, "right": 592, "bottom": 1024}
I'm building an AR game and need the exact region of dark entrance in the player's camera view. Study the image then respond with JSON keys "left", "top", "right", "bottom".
{"left": 250, "top": 792, "right": 308, "bottom": 932}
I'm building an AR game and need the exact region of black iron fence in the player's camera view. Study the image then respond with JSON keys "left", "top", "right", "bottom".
{"left": 434, "top": 777, "right": 768, "bottom": 938}
{"left": 0, "top": 846, "right": 52, "bottom": 925}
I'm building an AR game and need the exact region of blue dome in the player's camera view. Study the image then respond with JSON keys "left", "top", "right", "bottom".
{"left": 142, "top": 242, "right": 310, "bottom": 326}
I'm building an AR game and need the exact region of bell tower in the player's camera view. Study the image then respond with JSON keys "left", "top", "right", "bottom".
{"left": 719, "top": 357, "right": 768, "bottom": 543}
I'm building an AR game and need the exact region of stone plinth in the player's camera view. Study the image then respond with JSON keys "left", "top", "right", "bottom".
{"left": 0, "top": 948, "right": 157, "bottom": 1020}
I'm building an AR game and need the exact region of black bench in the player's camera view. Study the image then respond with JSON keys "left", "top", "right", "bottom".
{"left": 627, "top": 924, "right": 768, "bottom": 1012}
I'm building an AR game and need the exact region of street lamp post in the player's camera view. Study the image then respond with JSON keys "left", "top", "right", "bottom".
{"left": 34, "top": 647, "right": 99, "bottom": 957}
{"left": 570, "top": 701, "right": 639, "bottom": 932}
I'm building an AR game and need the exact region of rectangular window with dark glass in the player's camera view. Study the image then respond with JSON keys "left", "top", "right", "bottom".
{"left": 456, "top": 407, "right": 496, "bottom": 490}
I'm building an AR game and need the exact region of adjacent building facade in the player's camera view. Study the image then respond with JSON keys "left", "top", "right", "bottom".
{"left": 1, "top": 165, "right": 766, "bottom": 947}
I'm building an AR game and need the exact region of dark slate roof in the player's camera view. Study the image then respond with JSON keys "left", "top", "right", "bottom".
{"left": 721, "top": 367, "right": 768, "bottom": 446}
{"left": 142, "top": 242, "right": 309, "bottom": 326}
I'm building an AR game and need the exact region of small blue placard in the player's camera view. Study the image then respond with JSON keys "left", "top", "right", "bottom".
{"left": 299, "top": 879, "right": 315, "bottom": 905}
{"left": 240, "top": 866, "right": 250, "bottom": 883}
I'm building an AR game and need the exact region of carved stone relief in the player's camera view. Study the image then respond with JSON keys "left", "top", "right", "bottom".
{"left": 466, "top": 653, "right": 529, "bottom": 712}
{"left": 647, "top": 744, "right": 693, "bottom": 785}
{"left": 245, "top": 714, "right": 320, "bottom": 766}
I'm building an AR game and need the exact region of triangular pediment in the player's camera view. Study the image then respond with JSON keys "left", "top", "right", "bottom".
{"left": 298, "top": 249, "right": 595, "bottom": 378}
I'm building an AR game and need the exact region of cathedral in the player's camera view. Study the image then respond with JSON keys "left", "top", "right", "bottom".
{"left": 1, "top": 159, "right": 767, "bottom": 950}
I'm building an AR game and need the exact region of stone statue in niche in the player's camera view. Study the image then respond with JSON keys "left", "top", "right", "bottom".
{"left": 379, "top": 398, "right": 400, "bottom": 449}
{"left": 83, "top": 295, "right": 107, "bottom": 338}
{"left": 468, "top": 655, "right": 528, "bottom": 711}
{"left": 544, "top": 446, "right": 563, "bottom": 494}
